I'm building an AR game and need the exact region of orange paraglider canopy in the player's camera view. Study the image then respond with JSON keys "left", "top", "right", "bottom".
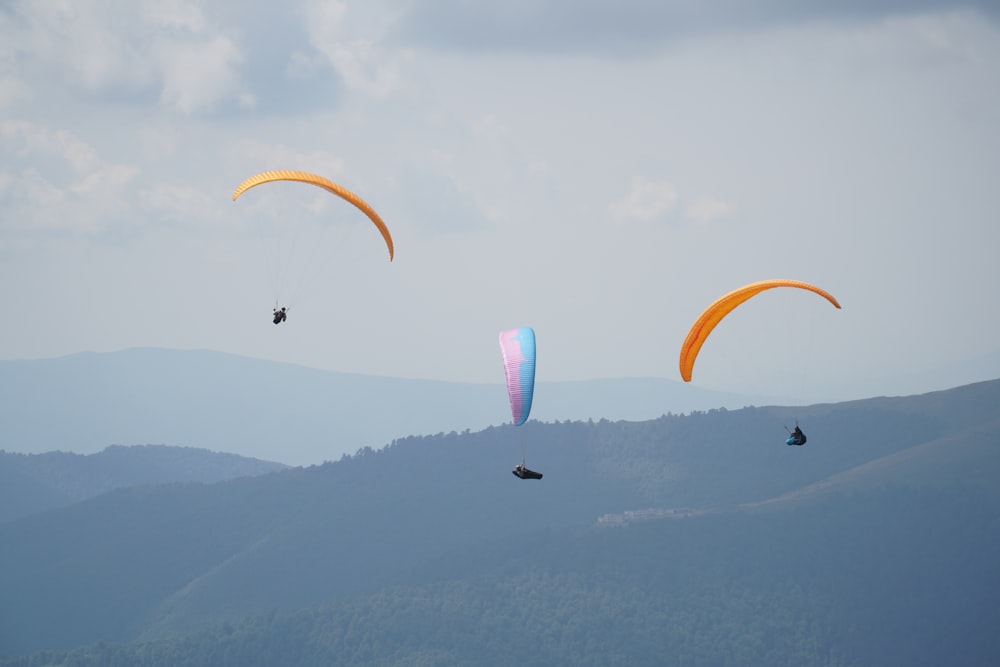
{"left": 679, "top": 279, "right": 841, "bottom": 382}
{"left": 233, "top": 170, "right": 394, "bottom": 260}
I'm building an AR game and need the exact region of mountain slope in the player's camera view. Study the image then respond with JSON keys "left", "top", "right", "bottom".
{"left": 0, "top": 380, "right": 997, "bottom": 658}
{"left": 5, "top": 435, "right": 998, "bottom": 667}
{"left": 0, "top": 445, "right": 287, "bottom": 523}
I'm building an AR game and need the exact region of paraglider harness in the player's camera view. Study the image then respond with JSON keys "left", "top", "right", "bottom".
{"left": 273, "top": 306, "right": 287, "bottom": 325}
{"left": 785, "top": 422, "right": 807, "bottom": 446}
{"left": 512, "top": 461, "right": 543, "bottom": 480}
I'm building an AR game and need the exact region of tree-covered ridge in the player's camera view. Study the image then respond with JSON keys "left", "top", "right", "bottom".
{"left": 5, "top": 482, "right": 997, "bottom": 667}
{"left": 0, "top": 445, "right": 287, "bottom": 523}
{"left": 1, "top": 380, "right": 998, "bottom": 663}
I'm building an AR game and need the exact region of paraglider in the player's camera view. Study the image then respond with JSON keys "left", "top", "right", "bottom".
{"left": 233, "top": 170, "right": 394, "bottom": 323}
{"left": 499, "top": 327, "right": 542, "bottom": 480}
{"left": 678, "top": 279, "right": 841, "bottom": 383}
{"left": 786, "top": 423, "right": 807, "bottom": 446}
{"left": 232, "top": 170, "right": 394, "bottom": 261}
{"left": 678, "top": 280, "right": 840, "bottom": 451}
{"left": 513, "top": 462, "right": 543, "bottom": 480}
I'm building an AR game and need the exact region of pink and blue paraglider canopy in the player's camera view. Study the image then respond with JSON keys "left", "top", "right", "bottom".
{"left": 499, "top": 327, "right": 536, "bottom": 426}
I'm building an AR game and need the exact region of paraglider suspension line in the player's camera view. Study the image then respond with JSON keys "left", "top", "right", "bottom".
{"left": 519, "top": 428, "right": 527, "bottom": 466}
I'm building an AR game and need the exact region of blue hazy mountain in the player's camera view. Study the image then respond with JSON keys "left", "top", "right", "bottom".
{"left": 0, "top": 445, "right": 287, "bottom": 523}
{"left": 0, "top": 348, "right": 784, "bottom": 466}
{"left": 0, "top": 379, "right": 997, "bottom": 664}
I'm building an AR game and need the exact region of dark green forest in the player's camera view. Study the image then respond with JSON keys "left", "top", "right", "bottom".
{"left": 2, "top": 380, "right": 999, "bottom": 666}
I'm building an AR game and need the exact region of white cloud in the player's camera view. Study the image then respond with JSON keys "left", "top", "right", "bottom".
{"left": 2, "top": 1, "right": 251, "bottom": 114}
{"left": 144, "top": 0, "right": 207, "bottom": 32}
{"left": 155, "top": 34, "right": 248, "bottom": 114}
{"left": 326, "top": 40, "right": 401, "bottom": 98}
{"left": 71, "top": 163, "right": 141, "bottom": 196}
{"left": 17, "top": 169, "right": 65, "bottom": 212}
{"left": 0, "top": 14, "right": 30, "bottom": 108}
{"left": 683, "top": 197, "right": 732, "bottom": 224}
{"left": 13, "top": 1, "right": 156, "bottom": 94}
{"left": 302, "top": 0, "right": 403, "bottom": 97}
{"left": 0, "top": 120, "right": 139, "bottom": 234}
{"left": 472, "top": 114, "right": 506, "bottom": 138}
{"left": 609, "top": 177, "right": 678, "bottom": 225}
{"left": 140, "top": 183, "right": 221, "bottom": 226}
{"left": 2, "top": 120, "right": 102, "bottom": 172}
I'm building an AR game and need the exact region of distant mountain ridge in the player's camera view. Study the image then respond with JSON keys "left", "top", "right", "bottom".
{"left": 0, "top": 445, "right": 287, "bottom": 523}
{"left": 0, "top": 347, "right": 787, "bottom": 466}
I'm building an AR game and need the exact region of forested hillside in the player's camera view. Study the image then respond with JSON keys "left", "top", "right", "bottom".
{"left": 5, "top": 477, "right": 997, "bottom": 666}
{"left": 1, "top": 380, "right": 997, "bottom": 665}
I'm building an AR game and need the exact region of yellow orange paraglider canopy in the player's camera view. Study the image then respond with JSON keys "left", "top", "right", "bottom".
{"left": 679, "top": 279, "right": 841, "bottom": 382}
{"left": 233, "top": 170, "right": 394, "bottom": 260}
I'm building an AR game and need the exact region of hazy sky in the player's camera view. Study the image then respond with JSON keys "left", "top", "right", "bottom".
{"left": 2, "top": 0, "right": 998, "bottom": 403}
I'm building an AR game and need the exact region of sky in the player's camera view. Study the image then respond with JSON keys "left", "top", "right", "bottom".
{"left": 1, "top": 0, "right": 999, "bottom": 404}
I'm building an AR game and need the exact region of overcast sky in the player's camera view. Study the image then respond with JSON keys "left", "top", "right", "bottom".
{"left": 2, "top": 0, "right": 998, "bottom": 403}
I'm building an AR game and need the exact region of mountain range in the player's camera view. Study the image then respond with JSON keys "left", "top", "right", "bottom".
{"left": 0, "top": 347, "right": 791, "bottom": 466}
{"left": 1, "top": 378, "right": 997, "bottom": 665}
{"left": 0, "top": 445, "right": 286, "bottom": 523}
